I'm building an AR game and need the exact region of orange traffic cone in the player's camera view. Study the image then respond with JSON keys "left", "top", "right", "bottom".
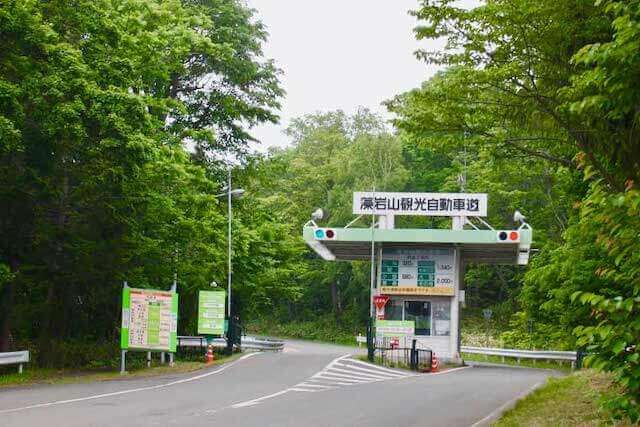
{"left": 205, "top": 345, "right": 215, "bottom": 363}
{"left": 431, "top": 353, "right": 439, "bottom": 373}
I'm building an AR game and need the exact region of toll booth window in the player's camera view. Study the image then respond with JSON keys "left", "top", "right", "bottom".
{"left": 404, "top": 301, "right": 431, "bottom": 335}
{"left": 385, "top": 300, "right": 403, "bottom": 321}
{"left": 432, "top": 301, "right": 451, "bottom": 336}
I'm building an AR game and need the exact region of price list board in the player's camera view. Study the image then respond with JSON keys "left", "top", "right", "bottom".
{"left": 121, "top": 287, "right": 178, "bottom": 352}
{"left": 380, "top": 248, "right": 456, "bottom": 296}
{"left": 198, "top": 290, "right": 226, "bottom": 335}
{"left": 417, "top": 260, "right": 435, "bottom": 287}
{"left": 381, "top": 259, "right": 399, "bottom": 286}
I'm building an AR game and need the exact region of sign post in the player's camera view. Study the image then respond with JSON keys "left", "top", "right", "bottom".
{"left": 120, "top": 282, "right": 178, "bottom": 374}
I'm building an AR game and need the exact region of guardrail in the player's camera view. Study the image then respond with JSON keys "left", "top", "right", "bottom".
{"left": 0, "top": 351, "right": 29, "bottom": 374}
{"left": 461, "top": 346, "right": 579, "bottom": 369}
{"left": 177, "top": 336, "right": 285, "bottom": 352}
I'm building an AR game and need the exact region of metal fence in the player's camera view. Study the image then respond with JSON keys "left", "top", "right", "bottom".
{"left": 374, "top": 337, "right": 432, "bottom": 372}
{"left": 461, "top": 346, "right": 580, "bottom": 368}
{"left": 176, "top": 335, "right": 285, "bottom": 353}
{"left": 0, "top": 351, "right": 29, "bottom": 374}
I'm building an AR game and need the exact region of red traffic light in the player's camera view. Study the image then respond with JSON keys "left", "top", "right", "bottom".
{"left": 497, "top": 230, "right": 520, "bottom": 243}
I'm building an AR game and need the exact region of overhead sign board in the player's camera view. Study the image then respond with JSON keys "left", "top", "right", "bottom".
{"left": 353, "top": 192, "right": 487, "bottom": 217}
{"left": 376, "top": 320, "right": 415, "bottom": 337}
{"left": 198, "top": 290, "right": 226, "bottom": 335}
{"left": 121, "top": 287, "right": 178, "bottom": 352}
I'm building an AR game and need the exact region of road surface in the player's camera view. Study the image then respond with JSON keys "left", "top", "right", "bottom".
{"left": 0, "top": 340, "right": 554, "bottom": 426}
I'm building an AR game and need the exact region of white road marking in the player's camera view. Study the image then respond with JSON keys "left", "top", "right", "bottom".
{"left": 0, "top": 352, "right": 261, "bottom": 415}
{"left": 343, "top": 357, "right": 417, "bottom": 376}
{"left": 223, "top": 355, "right": 472, "bottom": 413}
{"left": 327, "top": 366, "right": 392, "bottom": 380}
{"left": 469, "top": 380, "right": 544, "bottom": 427}
{"left": 333, "top": 362, "right": 406, "bottom": 378}
{"left": 314, "top": 374, "right": 369, "bottom": 383}
{"left": 313, "top": 371, "right": 380, "bottom": 382}
{"left": 295, "top": 383, "right": 333, "bottom": 389}
{"left": 230, "top": 389, "right": 291, "bottom": 408}
{"left": 288, "top": 387, "right": 318, "bottom": 393}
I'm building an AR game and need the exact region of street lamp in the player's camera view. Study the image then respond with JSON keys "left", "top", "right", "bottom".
{"left": 215, "top": 169, "right": 245, "bottom": 318}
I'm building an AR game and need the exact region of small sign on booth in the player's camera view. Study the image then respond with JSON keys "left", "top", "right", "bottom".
{"left": 373, "top": 295, "right": 390, "bottom": 319}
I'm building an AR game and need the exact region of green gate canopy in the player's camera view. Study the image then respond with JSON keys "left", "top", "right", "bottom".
{"left": 303, "top": 226, "right": 532, "bottom": 265}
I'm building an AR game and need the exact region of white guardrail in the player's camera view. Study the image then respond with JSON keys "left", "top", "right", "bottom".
{"left": 0, "top": 351, "right": 30, "bottom": 374}
{"left": 461, "top": 346, "right": 578, "bottom": 368}
{"left": 177, "top": 336, "right": 285, "bottom": 351}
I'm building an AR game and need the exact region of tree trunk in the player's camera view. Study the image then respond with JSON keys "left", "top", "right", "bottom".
{"left": 0, "top": 256, "right": 18, "bottom": 352}
{"left": 330, "top": 282, "right": 342, "bottom": 316}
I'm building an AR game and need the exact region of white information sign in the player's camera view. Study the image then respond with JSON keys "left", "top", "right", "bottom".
{"left": 127, "top": 289, "right": 175, "bottom": 351}
{"left": 353, "top": 192, "right": 487, "bottom": 217}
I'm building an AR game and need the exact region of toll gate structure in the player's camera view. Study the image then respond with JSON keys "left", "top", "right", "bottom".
{"left": 303, "top": 192, "right": 532, "bottom": 363}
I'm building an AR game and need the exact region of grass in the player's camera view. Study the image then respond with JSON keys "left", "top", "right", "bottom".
{"left": 495, "top": 370, "right": 633, "bottom": 426}
{"left": 462, "top": 352, "right": 574, "bottom": 372}
{"left": 0, "top": 352, "right": 241, "bottom": 389}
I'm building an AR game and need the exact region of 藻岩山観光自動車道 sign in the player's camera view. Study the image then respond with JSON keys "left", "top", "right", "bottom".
{"left": 353, "top": 192, "right": 487, "bottom": 217}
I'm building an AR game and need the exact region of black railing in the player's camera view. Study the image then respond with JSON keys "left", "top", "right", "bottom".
{"left": 374, "top": 338, "right": 432, "bottom": 372}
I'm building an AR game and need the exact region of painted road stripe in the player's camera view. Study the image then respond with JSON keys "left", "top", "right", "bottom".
{"left": 333, "top": 362, "right": 406, "bottom": 378}
{"left": 342, "top": 358, "right": 413, "bottom": 376}
{"left": 315, "top": 371, "right": 380, "bottom": 382}
{"left": 231, "top": 389, "right": 290, "bottom": 409}
{"left": 0, "top": 352, "right": 261, "bottom": 415}
{"left": 328, "top": 366, "right": 392, "bottom": 380}
{"left": 468, "top": 380, "right": 544, "bottom": 427}
{"left": 307, "top": 378, "right": 355, "bottom": 386}
{"left": 227, "top": 353, "right": 352, "bottom": 410}
{"left": 289, "top": 387, "right": 319, "bottom": 393}
{"left": 315, "top": 374, "right": 370, "bottom": 383}
{"left": 295, "top": 383, "right": 333, "bottom": 389}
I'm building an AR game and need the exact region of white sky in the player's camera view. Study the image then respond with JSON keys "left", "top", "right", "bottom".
{"left": 245, "top": 0, "right": 447, "bottom": 151}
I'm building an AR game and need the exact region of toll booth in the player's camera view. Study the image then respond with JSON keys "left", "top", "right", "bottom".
{"left": 303, "top": 192, "right": 532, "bottom": 363}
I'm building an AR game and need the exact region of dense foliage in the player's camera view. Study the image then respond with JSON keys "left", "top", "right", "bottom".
{"left": 0, "top": 0, "right": 283, "bottom": 363}
{"left": 2, "top": 0, "right": 640, "bottom": 420}
{"left": 389, "top": 0, "right": 640, "bottom": 419}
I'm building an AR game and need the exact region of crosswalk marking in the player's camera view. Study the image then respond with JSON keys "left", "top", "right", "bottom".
{"left": 314, "top": 374, "right": 369, "bottom": 383}
{"left": 312, "top": 371, "right": 377, "bottom": 382}
{"left": 333, "top": 362, "right": 404, "bottom": 378}
{"left": 344, "top": 357, "right": 412, "bottom": 375}
{"left": 289, "top": 356, "right": 415, "bottom": 395}
{"left": 296, "top": 383, "right": 333, "bottom": 389}
{"left": 328, "top": 366, "right": 391, "bottom": 380}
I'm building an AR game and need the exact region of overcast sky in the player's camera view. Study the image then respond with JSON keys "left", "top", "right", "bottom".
{"left": 245, "top": 0, "right": 447, "bottom": 152}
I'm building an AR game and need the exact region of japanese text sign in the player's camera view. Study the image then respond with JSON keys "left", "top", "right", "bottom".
{"left": 353, "top": 192, "right": 487, "bottom": 217}
{"left": 198, "top": 290, "right": 226, "bottom": 335}
{"left": 121, "top": 287, "right": 178, "bottom": 352}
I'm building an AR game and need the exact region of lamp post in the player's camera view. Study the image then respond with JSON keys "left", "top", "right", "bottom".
{"left": 215, "top": 169, "right": 245, "bottom": 318}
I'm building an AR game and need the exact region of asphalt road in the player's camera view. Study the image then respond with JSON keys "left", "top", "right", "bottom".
{"left": 0, "top": 340, "right": 554, "bottom": 427}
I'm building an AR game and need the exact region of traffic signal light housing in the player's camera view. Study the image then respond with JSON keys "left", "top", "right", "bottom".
{"left": 314, "top": 228, "right": 336, "bottom": 240}
{"left": 496, "top": 230, "right": 520, "bottom": 243}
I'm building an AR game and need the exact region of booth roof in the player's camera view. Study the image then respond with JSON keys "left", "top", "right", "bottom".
{"left": 303, "top": 226, "right": 532, "bottom": 265}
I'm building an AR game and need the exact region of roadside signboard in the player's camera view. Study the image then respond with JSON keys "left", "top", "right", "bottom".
{"left": 121, "top": 287, "right": 178, "bottom": 352}
{"left": 353, "top": 192, "right": 487, "bottom": 217}
{"left": 198, "top": 290, "right": 226, "bottom": 335}
{"left": 380, "top": 248, "right": 455, "bottom": 296}
{"left": 376, "top": 320, "right": 415, "bottom": 337}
